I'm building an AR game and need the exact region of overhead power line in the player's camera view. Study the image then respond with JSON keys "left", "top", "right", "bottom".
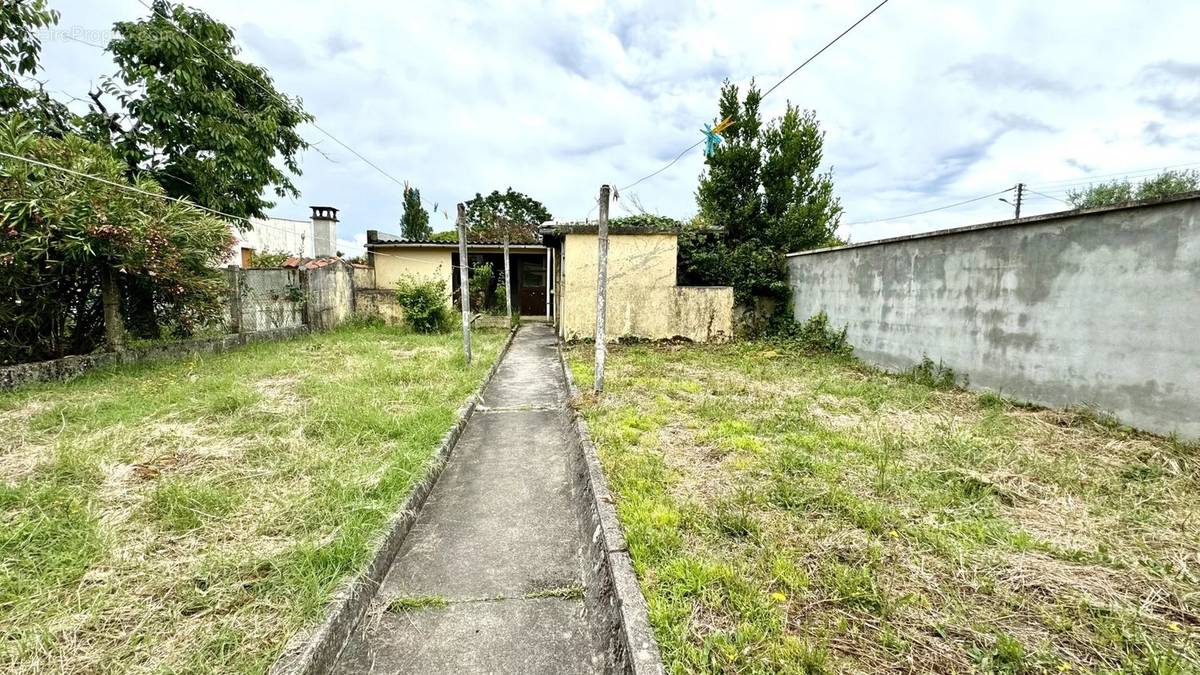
{"left": 842, "top": 187, "right": 1015, "bottom": 226}
{"left": 1028, "top": 160, "right": 1200, "bottom": 190}
{"left": 619, "top": 0, "right": 891, "bottom": 192}
{"left": 134, "top": 0, "right": 408, "bottom": 190}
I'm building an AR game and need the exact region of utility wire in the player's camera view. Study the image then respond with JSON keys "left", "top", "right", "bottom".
{"left": 1028, "top": 160, "right": 1200, "bottom": 190}
{"left": 842, "top": 187, "right": 1014, "bottom": 226}
{"left": 0, "top": 148, "right": 478, "bottom": 269}
{"left": 619, "top": 0, "right": 890, "bottom": 193}
{"left": 1023, "top": 188, "right": 1071, "bottom": 205}
{"left": 134, "top": 0, "right": 408, "bottom": 190}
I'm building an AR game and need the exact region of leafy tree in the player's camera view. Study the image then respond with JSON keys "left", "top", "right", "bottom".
{"left": 1066, "top": 169, "right": 1200, "bottom": 208}
{"left": 0, "top": 0, "right": 73, "bottom": 133}
{"left": 686, "top": 79, "right": 843, "bottom": 308}
{"left": 463, "top": 188, "right": 552, "bottom": 243}
{"left": 83, "top": 0, "right": 312, "bottom": 220}
{"left": 400, "top": 185, "right": 432, "bottom": 239}
{"left": 0, "top": 116, "right": 234, "bottom": 364}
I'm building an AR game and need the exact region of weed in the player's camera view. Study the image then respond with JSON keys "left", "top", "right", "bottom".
{"left": 148, "top": 478, "right": 240, "bottom": 531}
{"left": 388, "top": 595, "right": 449, "bottom": 611}
{"left": 523, "top": 585, "right": 585, "bottom": 600}
{"left": 904, "top": 354, "right": 962, "bottom": 389}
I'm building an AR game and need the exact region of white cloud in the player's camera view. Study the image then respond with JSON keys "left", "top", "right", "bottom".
{"left": 34, "top": 0, "right": 1200, "bottom": 249}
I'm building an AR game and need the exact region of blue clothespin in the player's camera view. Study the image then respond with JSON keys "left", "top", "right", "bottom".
{"left": 702, "top": 123, "right": 722, "bottom": 157}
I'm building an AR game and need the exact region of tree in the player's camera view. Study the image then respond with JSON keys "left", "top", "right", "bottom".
{"left": 1066, "top": 169, "right": 1200, "bottom": 208}
{"left": 462, "top": 188, "right": 552, "bottom": 243}
{"left": 686, "top": 79, "right": 843, "bottom": 310}
{"left": 400, "top": 185, "right": 432, "bottom": 239}
{"left": 462, "top": 188, "right": 552, "bottom": 321}
{"left": 83, "top": 0, "right": 312, "bottom": 220}
{"left": 0, "top": 116, "right": 234, "bottom": 364}
{"left": 0, "top": 0, "right": 73, "bottom": 134}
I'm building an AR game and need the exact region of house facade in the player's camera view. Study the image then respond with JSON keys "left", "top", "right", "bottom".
{"left": 365, "top": 231, "right": 554, "bottom": 318}
{"left": 364, "top": 224, "right": 733, "bottom": 342}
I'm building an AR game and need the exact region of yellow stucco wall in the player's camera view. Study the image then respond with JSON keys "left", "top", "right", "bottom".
{"left": 560, "top": 233, "right": 732, "bottom": 342}
{"left": 371, "top": 247, "right": 454, "bottom": 305}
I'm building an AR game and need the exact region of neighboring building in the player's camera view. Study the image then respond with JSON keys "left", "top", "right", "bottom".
{"left": 228, "top": 206, "right": 340, "bottom": 267}
{"left": 363, "top": 223, "right": 734, "bottom": 342}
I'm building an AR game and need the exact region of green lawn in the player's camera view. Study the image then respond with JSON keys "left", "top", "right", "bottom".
{"left": 566, "top": 343, "right": 1199, "bottom": 674}
{"left": 0, "top": 324, "right": 503, "bottom": 674}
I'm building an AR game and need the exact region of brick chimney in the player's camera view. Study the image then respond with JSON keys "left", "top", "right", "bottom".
{"left": 310, "top": 206, "right": 339, "bottom": 258}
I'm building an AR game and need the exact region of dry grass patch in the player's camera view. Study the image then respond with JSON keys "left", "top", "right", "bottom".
{"left": 566, "top": 341, "right": 1199, "bottom": 674}
{"left": 0, "top": 325, "right": 503, "bottom": 674}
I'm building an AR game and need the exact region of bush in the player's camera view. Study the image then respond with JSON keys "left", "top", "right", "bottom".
{"left": 768, "top": 311, "right": 852, "bottom": 355}
{"left": 394, "top": 276, "right": 451, "bottom": 333}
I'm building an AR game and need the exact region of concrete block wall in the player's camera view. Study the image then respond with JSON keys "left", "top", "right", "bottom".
{"left": 787, "top": 194, "right": 1200, "bottom": 439}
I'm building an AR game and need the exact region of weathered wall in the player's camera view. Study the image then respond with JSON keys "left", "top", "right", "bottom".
{"left": 352, "top": 265, "right": 376, "bottom": 290}
{"left": 787, "top": 196, "right": 1200, "bottom": 439}
{"left": 354, "top": 289, "right": 405, "bottom": 325}
{"left": 305, "top": 262, "right": 355, "bottom": 330}
{"left": 372, "top": 247, "right": 453, "bottom": 302}
{"left": 0, "top": 326, "right": 308, "bottom": 391}
{"left": 560, "top": 233, "right": 733, "bottom": 342}
{"left": 228, "top": 268, "right": 304, "bottom": 332}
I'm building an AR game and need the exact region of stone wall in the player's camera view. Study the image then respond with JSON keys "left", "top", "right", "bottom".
{"left": 787, "top": 194, "right": 1200, "bottom": 439}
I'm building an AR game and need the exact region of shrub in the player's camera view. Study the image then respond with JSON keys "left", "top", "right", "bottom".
{"left": 394, "top": 276, "right": 450, "bottom": 333}
{"left": 768, "top": 311, "right": 852, "bottom": 355}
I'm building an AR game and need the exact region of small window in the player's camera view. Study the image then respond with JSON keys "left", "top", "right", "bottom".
{"left": 523, "top": 264, "right": 546, "bottom": 288}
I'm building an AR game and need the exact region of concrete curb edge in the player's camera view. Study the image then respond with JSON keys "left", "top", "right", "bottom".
{"left": 269, "top": 325, "right": 520, "bottom": 675}
{"left": 557, "top": 341, "right": 667, "bottom": 675}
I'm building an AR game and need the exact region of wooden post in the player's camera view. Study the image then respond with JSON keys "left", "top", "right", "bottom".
{"left": 225, "top": 266, "right": 242, "bottom": 334}
{"left": 594, "top": 185, "right": 610, "bottom": 393}
{"left": 456, "top": 203, "right": 472, "bottom": 365}
{"left": 100, "top": 265, "right": 125, "bottom": 352}
{"left": 503, "top": 229, "right": 512, "bottom": 324}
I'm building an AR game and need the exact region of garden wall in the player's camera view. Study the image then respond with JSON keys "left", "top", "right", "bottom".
{"left": 787, "top": 193, "right": 1200, "bottom": 439}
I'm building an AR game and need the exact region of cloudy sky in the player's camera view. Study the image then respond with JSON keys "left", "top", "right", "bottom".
{"left": 34, "top": 0, "right": 1200, "bottom": 256}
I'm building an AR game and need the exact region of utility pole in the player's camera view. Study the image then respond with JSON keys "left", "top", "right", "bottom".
{"left": 456, "top": 203, "right": 472, "bottom": 365}
{"left": 1014, "top": 182, "right": 1025, "bottom": 219}
{"left": 594, "top": 185, "right": 610, "bottom": 394}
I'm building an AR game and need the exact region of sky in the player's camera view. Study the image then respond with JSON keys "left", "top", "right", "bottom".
{"left": 33, "top": 0, "right": 1200, "bottom": 257}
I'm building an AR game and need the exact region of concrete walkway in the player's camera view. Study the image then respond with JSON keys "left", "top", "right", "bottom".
{"left": 332, "top": 325, "right": 600, "bottom": 674}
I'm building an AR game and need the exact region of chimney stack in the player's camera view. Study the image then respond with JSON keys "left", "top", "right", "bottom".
{"left": 310, "top": 206, "right": 339, "bottom": 258}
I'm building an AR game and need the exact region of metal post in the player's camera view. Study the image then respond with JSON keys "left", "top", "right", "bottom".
{"left": 594, "top": 185, "right": 610, "bottom": 393}
{"left": 456, "top": 203, "right": 472, "bottom": 365}
{"left": 544, "top": 246, "right": 551, "bottom": 320}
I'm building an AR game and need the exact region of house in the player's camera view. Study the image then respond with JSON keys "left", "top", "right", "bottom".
{"left": 365, "top": 231, "right": 554, "bottom": 318}
{"left": 228, "top": 206, "right": 340, "bottom": 268}
{"left": 363, "top": 222, "right": 733, "bottom": 342}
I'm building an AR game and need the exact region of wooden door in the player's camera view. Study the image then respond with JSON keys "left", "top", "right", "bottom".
{"left": 518, "top": 259, "right": 546, "bottom": 316}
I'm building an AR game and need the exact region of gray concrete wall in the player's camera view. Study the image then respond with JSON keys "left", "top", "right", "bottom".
{"left": 787, "top": 195, "right": 1200, "bottom": 439}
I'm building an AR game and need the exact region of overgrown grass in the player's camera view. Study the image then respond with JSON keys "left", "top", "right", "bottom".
{"left": 566, "top": 342, "right": 1199, "bottom": 674}
{"left": 0, "top": 325, "right": 503, "bottom": 673}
